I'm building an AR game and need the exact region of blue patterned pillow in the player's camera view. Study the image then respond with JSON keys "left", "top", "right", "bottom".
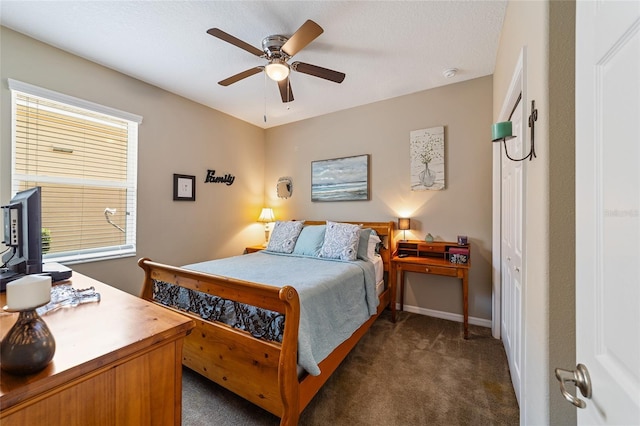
{"left": 319, "top": 221, "right": 361, "bottom": 261}
{"left": 266, "top": 221, "right": 304, "bottom": 254}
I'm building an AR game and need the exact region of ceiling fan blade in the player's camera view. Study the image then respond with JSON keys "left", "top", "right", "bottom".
{"left": 218, "top": 67, "right": 263, "bottom": 86}
{"left": 291, "top": 62, "right": 346, "bottom": 84}
{"left": 281, "top": 20, "right": 323, "bottom": 57}
{"left": 207, "top": 28, "right": 264, "bottom": 57}
{"left": 277, "top": 78, "right": 294, "bottom": 103}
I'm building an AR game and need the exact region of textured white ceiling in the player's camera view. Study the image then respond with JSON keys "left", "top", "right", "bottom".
{"left": 1, "top": 1, "right": 507, "bottom": 129}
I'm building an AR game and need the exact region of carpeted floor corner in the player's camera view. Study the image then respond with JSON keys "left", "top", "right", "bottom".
{"left": 182, "top": 311, "right": 519, "bottom": 425}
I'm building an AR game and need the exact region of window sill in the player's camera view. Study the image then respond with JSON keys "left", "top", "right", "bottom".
{"left": 45, "top": 248, "right": 136, "bottom": 266}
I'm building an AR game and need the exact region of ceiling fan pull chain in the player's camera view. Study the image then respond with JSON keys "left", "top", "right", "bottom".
{"left": 263, "top": 71, "right": 267, "bottom": 123}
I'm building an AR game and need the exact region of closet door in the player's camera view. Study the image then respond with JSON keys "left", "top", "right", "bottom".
{"left": 501, "top": 96, "right": 524, "bottom": 405}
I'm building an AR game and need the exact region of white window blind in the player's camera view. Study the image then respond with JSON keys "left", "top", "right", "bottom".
{"left": 8, "top": 79, "right": 142, "bottom": 264}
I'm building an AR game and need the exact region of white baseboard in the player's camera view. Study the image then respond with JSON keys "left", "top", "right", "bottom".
{"left": 396, "top": 303, "right": 492, "bottom": 329}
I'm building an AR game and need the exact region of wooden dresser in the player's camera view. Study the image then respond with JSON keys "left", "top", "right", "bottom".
{"left": 0, "top": 272, "right": 194, "bottom": 425}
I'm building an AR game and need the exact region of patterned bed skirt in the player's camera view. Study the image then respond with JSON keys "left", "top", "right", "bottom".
{"left": 152, "top": 280, "right": 285, "bottom": 343}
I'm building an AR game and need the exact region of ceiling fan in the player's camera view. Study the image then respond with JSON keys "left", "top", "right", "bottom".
{"left": 207, "top": 20, "right": 346, "bottom": 103}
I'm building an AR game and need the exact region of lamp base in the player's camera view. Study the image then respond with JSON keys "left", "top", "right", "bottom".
{"left": 263, "top": 227, "right": 270, "bottom": 247}
{"left": 0, "top": 308, "right": 56, "bottom": 375}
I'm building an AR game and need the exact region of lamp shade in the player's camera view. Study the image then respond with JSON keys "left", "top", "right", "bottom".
{"left": 492, "top": 121, "right": 514, "bottom": 142}
{"left": 258, "top": 208, "right": 275, "bottom": 223}
{"left": 398, "top": 218, "right": 410, "bottom": 231}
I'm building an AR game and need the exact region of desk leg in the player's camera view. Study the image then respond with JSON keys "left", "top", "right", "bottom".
{"left": 390, "top": 263, "right": 397, "bottom": 323}
{"left": 462, "top": 269, "right": 469, "bottom": 339}
{"left": 399, "top": 269, "right": 405, "bottom": 312}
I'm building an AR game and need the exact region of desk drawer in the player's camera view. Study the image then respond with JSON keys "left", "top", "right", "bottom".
{"left": 398, "top": 263, "right": 458, "bottom": 277}
{"left": 418, "top": 243, "right": 446, "bottom": 253}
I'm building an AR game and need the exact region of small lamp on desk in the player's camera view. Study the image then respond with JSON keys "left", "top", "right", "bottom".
{"left": 398, "top": 218, "right": 411, "bottom": 241}
{"left": 258, "top": 208, "right": 275, "bottom": 247}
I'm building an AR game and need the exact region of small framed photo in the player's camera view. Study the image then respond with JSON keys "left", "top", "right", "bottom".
{"left": 173, "top": 174, "right": 196, "bottom": 201}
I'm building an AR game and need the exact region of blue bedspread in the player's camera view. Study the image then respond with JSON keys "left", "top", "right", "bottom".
{"left": 183, "top": 251, "right": 378, "bottom": 376}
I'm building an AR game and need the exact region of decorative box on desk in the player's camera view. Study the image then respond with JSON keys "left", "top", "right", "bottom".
{"left": 448, "top": 247, "right": 470, "bottom": 264}
{"left": 392, "top": 240, "right": 471, "bottom": 338}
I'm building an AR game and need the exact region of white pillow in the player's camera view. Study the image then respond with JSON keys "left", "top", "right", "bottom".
{"left": 318, "top": 221, "right": 361, "bottom": 261}
{"left": 266, "top": 221, "right": 304, "bottom": 254}
{"left": 368, "top": 233, "right": 382, "bottom": 259}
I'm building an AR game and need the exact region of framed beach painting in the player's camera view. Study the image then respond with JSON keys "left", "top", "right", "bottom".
{"left": 410, "top": 126, "right": 445, "bottom": 191}
{"left": 311, "top": 154, "right": 370, "bottom": 202}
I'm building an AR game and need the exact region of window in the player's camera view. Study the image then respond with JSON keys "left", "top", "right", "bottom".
{"left": 8, "top": 79, "right": 142, "bottom": 264}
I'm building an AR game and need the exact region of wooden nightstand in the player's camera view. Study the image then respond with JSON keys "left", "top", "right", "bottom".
{"left": 390, "top": 240, "right": 471, "bottom": 338}
{"left": 245, "top": 245, "right": 265, "bottom": 254}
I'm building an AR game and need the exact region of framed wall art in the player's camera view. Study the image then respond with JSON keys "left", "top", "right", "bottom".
{"left": 410, "top": 126, "right": 445, "bottom": 191}
{"left": 173, "top": 174, "right": 196, "bottom": 201}
{"left": 311, "top": 154, "right": 370, "bottom": 202}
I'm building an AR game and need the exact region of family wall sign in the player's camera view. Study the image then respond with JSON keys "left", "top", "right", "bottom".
{"left": 204, "top": 169, "right": 235, "bottom": 186}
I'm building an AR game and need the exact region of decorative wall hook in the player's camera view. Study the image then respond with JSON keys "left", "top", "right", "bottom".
{"left": 526, "top": 100, "right": 538, "bottom": 161}
{"left": 491, "top": 96, "right": 537, "bottom": 162}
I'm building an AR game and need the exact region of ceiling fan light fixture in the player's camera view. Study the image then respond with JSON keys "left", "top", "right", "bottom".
{"left": 265, "top": 60, "right": 290, "bottom": 82}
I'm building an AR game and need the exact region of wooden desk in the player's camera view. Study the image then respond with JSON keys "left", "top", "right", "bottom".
{"left": 390, "top": 241, "right": 471, "bottom": 339}
{"left": 0, "top": 273, "right": 195, "bottom": 425}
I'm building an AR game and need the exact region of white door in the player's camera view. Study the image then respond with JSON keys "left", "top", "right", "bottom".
{"left": 566, "top": 1, "right": 640, "bottom": 424}
{"left": 501, "top": 96, "right": 524, "bottom": 405}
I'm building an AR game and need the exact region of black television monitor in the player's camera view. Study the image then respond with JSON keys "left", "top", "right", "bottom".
{"left": 1, "top": 187, "right": 43, "bottom": 288}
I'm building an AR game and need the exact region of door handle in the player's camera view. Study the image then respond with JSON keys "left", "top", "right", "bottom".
{"left": 554, "top": 364, "right": 592, "bottom": 408}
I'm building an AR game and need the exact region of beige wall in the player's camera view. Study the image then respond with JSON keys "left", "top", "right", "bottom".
{"left": 493, "top": 1, "right": 575, "bottom": 424}
{"left": 265, "top": 76, "right": 494, "bottom": 322}
{"left": 0, "top": 27, "right": 266, "bottom": 295}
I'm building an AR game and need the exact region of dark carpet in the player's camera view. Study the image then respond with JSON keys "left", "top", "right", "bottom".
{"left": 182, "top": 311, "right": 519, "bottom": 425}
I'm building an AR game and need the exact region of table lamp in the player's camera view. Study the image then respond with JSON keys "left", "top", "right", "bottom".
{"left": 398, "top": 218, "right": 411, "bottom": 241}
{"left": 258, "top": 208, "right": 275, "bottom": 246}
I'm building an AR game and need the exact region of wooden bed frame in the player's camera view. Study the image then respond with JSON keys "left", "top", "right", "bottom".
{"left": 138, "top": 221, "right": 396, "bottom": 425}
